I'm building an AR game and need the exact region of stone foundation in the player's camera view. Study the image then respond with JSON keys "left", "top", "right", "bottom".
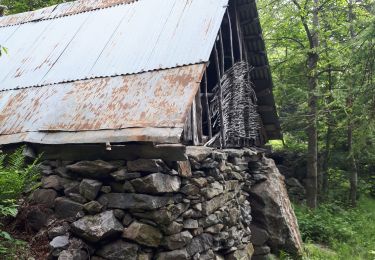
{"left": 27, "top": 146, "right": 302, "bottom": 259}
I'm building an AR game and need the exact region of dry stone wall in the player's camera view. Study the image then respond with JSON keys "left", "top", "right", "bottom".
{"left": 27, "top": 146, "right": 302, "bottom": 260}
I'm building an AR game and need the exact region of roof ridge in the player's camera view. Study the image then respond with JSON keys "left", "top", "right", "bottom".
{"left": 0, "top": 0, "right": 138, "bottom": 28}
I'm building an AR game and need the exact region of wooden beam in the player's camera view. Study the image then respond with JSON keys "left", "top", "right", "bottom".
{"left": 226, "top": 9, "right": 235, "bottom": 66}
{"left": 203, "top": 71, "right": 213, "bottom": 139}
{"left": 214, "top": 43, "right": 226, "bottom": 148}
{"left": 219, "top": 29, "right": 225, "bottom": 75}
{"left": 30, "top": 143, "right": 188, "bottom": 161}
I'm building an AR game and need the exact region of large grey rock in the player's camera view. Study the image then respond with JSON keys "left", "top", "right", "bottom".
{"left": 31, "top": 189, "right": 57, "bottom": 208}
{"left": 66, "top": 160, "right": 117, "bottom": 178}
{"left": 250, "top": 225, "right": 269, "bottom": 246}
{"left": 180, "top": 184, "right": 200, "bottom": 196}
{"left": 131, "top": 173, "right": 181, "bottom": 194}
{"left": 96, "top": 240, "right": 139, "bottom": 260}
{"left": 163, "top": 231, "right": 193, "bottom": 250}
{"left": 186, "top": 233, "right": 213, "bottom": 256}
{"left": 156, "top": 249, "right": 190, "bottom": 260}
{"left": 55, "top": 197, "right": 84, "bottom": 219}
{"left": 83, "top": 201, "right": 103, "bottom": 214}
{"left": 162, "top": 221, "right": 184, "bottom": 235}
{"left": 122, "top": 221, "right": 162, "bottom": 247}
{"left": 202, "top": 191, "right": 236, "bottom": 215}
{"left": 58, "top": 249, "right": 88, "bottom": 260}
{"left": 127, "top": 159, "right": 163, "bottom": 173}
{"left": 67, "top": 193, "right": 87, "bottom": 204}
{"left": 64, "top": 181, "right": 81, "bottom": 196}
{"left": 253, "top": 246, "right": 271, "bottom": 256}
{"left": 225, "top": 244, "right": 254, "bottom": 260}
{"left": 98, "top": 193, "right": 174, "bottom": 211}
{"left": 27, "top": 207, "right": 48, "bottom": 231}
{"left": 71, "top": 211, "right": 123, "bottom": 243}
{"left": 190, "top": 177, "right": 208, "bottom": 188}
{"left": 202, "top": 182, "right": 224, "bottom": 199}
{"left": 249, "top": 158, "right": 303, "bottom": 255}
{"left": 50, "top": 235, "right": 69, "bottom": 251}
{"left": 42, "top": 175, "right": 64, "bottom": 191}
{"left": 132, "top": 203, "right": 188, "bottom": 225}
{"left": 110, "top": 169, "right": 142, "bottom": 181}
{"left": 79, "top": 179, "right": 102, "bottom": 200}
{"left": 183, "top": 219, "right": 199, "bottom": 229}
{"left": 48, "top": 224, "right": 70, "bottom": 239}
{"left": 186, "top": 146, "right": 213, "bottom": 162}
{"left": 177, "top": 161, "right": 192, "bottom": 177}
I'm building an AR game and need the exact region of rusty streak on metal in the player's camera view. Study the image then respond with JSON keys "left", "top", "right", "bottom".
{"left": 0, "top": 64, "right": 205, "bottom": 144}
{"left": 0, "top": 0, "right": 228, "bottom": 92}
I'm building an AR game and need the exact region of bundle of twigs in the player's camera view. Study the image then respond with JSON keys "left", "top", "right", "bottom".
{"left": 210, "top": 61, "right": 260, "bottom": 146}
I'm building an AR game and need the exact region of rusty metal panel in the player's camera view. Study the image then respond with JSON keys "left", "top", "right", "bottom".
{"left": 0, "top": 0, "right": 136, "bottom": 27}
{"left": 0, "top": 0, "right": 227, "bottom": 92}
{"left": 0, "top": 64, "right": 205, "bottom": 144}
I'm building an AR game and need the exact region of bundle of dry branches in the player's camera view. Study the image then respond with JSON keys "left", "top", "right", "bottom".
{"left": 210, "top": 61, "right": 260, "bottom": 146}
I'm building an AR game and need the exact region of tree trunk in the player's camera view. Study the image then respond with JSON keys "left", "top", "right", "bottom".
{"left": 306, "top": 0, "right": 319, "bottom": 209}
{"left": 348, "top": 0, "right": 358, "bottom": 207}
{"left": 321, "top": 67, "right": 334, "bottom": 197}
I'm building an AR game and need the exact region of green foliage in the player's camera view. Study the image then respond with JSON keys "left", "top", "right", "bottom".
{"left": 259, "top": 0, "right": 375, "bottom": 204}
{"left": 0, "top": 148, "right": 40, "bottom": 258}
{"left": 0, "top": 148, "right": 40, "bottom": 206}
{"left": 0, "top": 45, "right": 7, "bottom": 57}
{"left": 295, "top": 197, "right": 375, "bottom": 259}
{"left": 0, "top": 230, "right": 27, "bottom": 257}
{"left": 0, "top": 0, "right": 73, "bottom": 14}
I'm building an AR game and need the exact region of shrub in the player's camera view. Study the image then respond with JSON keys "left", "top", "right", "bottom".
{"left": 295, "top": 197, "right": 375, "bottom": 260}
{"left": 0, "top": 147, "right": 40, "bottom": 257}
{"left": 0, "top": 147, "right": 40, "bottom": 211}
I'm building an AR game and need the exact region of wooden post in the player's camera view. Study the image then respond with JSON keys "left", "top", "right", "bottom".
{"left": 219, "top": 29, "right": 225, "bottom": 75}
{"left": 195, "top": 87, "right": 203, "bottom": 143}
{"left": 191, "top": 99, "right": 199, "bottom": 145}
{"left": 203, "top": 71, "right": 213, "bottom": 139}
{"left": 214, "top": 43, "right": 226, "bottom": 148}
{"left": 234, "top": 0, "right": 243, "bottom": 60}
{"left": 226, "top": 9, "right": 235, "bottom": 66}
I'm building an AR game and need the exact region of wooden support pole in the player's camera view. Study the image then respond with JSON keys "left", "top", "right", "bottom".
{"left": 234, "top": 0, "right": 243, "bottom": 61}
{"left": 203, "top": 71, "right": 213, "bottom": 139}
{"left": 226, "top": 9, "right": 235, "bottom": 66}
{"left": 191, "top": 99, "right": 199, "bottom": 145}
{"left": 219, "top": 29, "right": 225, "bottom": 75}
{"left": 214, "top": 43, "right": 226, "bottom": 148}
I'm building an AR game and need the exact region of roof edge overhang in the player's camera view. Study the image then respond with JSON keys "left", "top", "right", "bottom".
{"left": 0, "top": 127, "right": 183, "bottom": 145}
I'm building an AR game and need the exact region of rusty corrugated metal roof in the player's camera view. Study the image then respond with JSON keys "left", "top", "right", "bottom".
{"left": 0, "top": 0, "right": 282, "bottom": 146}
{"left": 0, "top": 0, "right": 228, "bottom": 91}
{"left": 0, "top": 64, "right": 205, "bottom": 144}
{"left": 0, "top": 0, "right": 227, "bottom": 145}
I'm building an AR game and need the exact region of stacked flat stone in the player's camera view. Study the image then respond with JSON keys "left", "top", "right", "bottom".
{"left": 28, "top": 146, "right": 301, "bottom": 260}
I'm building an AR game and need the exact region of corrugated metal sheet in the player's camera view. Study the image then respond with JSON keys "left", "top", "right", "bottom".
{"left": 0, "top": 0, "right": 228, "bottom": 91}
{"left": 0, "top": 64, "right": 205, "bottom": 144}
{"left": 0, "top": 0, "right": 136, "bottom": 27}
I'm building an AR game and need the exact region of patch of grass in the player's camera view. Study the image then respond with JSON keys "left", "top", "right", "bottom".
{"left": 295, "top": 197, "right": 375, "bottom": 260}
